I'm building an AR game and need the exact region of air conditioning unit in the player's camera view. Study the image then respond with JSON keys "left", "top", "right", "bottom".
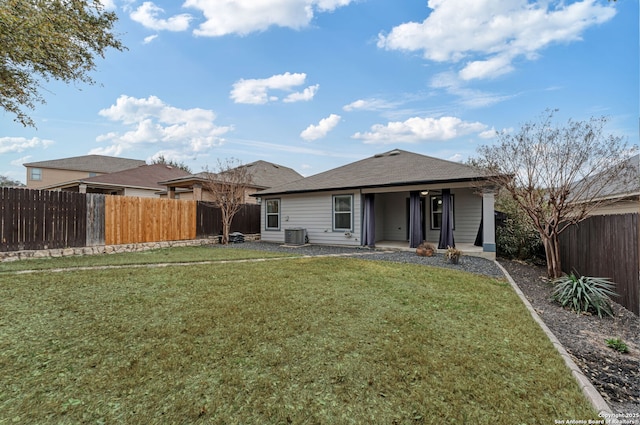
{"left": 284, "top": 228, "right": 306, "bottom": 246}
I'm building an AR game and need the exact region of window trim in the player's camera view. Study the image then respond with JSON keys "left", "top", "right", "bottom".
{"left": 265, "top": 198, "right": 281, "bottom": 231}
{"left": 30, "top": 168, "right": 42, "bottom": 181}
{"left": 430, "top": 194, "right": 455, "bottom": 230}
{"left": 332, "top": 194, "right": 353, "bottom": 232}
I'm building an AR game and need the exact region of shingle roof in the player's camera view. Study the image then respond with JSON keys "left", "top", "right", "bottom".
{"left": 571, "top": 154, "right": 640, "bottom": 201}
{"left": 23, "top": 155, "right": 145, "bottom": 173}
{"left": 243, "top": 160, "right": 303, "bottom": 188}
{"left": 257, "top": 149, "right": 492, "bottom": 196}
{"left": 80, "top": 164, "right": 191, "bottom": 190}
{"left": 160, "top": 160, "right": 303, "bottom": 189}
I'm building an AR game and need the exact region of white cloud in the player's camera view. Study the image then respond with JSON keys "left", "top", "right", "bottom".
{"left": 130, "top": 2, "right": 192, "bottom": 31}
{"left": 100, "top": 0, "right": 116, "bottom": 10}
{"left": 343, "top": 98, "right": 396, "bottom": 112}
{"left": 230, "top": 72, "right": 314, "bottom": 104}
{"left": 184, "top": 0, "right": 355, "bottom": 36}
{"left": 430, "top": 71, "right": 515, "bottom": 108}
{"left": 352, "top": 116, "right": 487, "bottom": 145}
{"left": 0, "top": 137, "right": 54, "bottom": 154}
{"left": 147, "top": 150, "right": 194, "bottom": 164}
{"left": 94, "top": 95, "right": 232, "bottom": 156}
{"left": 377, "top": 0, "right": 616, "bottom": 80}
{"left": 478, "top": 128, "right": 498, "bottom": 139}
{"left": 11, "top": 156, "right": 31, "bottom": 167}
{"left": 284, "top": 84, "right": 320, "bottom": 103}
{"left": 300, "top": 114, "right": 341, "bottom": 141}
{"left": 143, "top": 34, "right": 159, "bottom": 44}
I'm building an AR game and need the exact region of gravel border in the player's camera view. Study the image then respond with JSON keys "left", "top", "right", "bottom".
{"left": 213, "top": 241, "right": 505, "bottom": 278}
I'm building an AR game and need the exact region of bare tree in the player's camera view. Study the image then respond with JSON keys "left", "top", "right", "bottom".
{"left": 474, "top": 109, "right": 637, "bottom": 278}
{"left": 202, "top": 158, "right": 253, "bottom": 245}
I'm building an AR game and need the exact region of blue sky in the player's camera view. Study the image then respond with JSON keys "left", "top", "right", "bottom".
{"left": 1, "top": 0, "right": 638, "bottom": 183}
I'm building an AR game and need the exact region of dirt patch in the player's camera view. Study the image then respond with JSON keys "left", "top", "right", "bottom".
{"left": 498, "top": 260, "right": 640, "bottom": 415}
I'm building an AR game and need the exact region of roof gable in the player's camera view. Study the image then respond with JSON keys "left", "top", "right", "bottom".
{"left": 257, "top": 149, "right": 490, "bottom": 195}
{"left": 23, "top": 155, "right": 145, "bottom": 173}
{"left": 243, "top": 160, "right": 303, "bottom": 188}
{"left": 160, "top": 160, "right": 303, "bottom": 189}
{"left": 81, "top": 164, "right": 191, "bottom": 190}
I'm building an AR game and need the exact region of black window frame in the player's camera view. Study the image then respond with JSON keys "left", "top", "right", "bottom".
{"left": 430, "top": 194, "right": 455, "bottom": 230}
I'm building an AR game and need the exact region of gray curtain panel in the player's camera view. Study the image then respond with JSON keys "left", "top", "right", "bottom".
{"left": 362, "top": 193, "right": 376, "bottom": 247}
{"left": 438, "top": 188, "right": 455, "bottom": 249}
{"left": 409, "top": 191, "right": 422, "bottom": 248}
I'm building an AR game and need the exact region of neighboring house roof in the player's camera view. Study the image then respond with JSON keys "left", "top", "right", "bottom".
{"left": 44, "top": 164, "right": 191, "bottom": 191}
{"left": 571, "top": 154, "right": 640, "bottom": 202}
{"left": 256, "top": 149, "right": 493, "bottom": 196}
{"left": 160, "top": 160, "right": 303, "bottom": 189}
{"left": 243, "top": 160, "right": 303, "bottom": 188}
{"left": 23, "top": 155, "right": 145, "bottom": 173}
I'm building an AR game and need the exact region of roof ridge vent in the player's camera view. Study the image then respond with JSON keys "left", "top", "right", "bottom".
{"left": 388, "top": 149, "right": 401, "bottom": 156}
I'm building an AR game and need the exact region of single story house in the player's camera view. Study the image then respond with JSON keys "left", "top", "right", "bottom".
{"left": 23, "top": 155, "right": 145, "bottom": 189}
{"left": 38, "top": 163, "right": 190, "bottom": 197}
{"left": 254, "top": 149, "right": 501, "bottom": 259}
{"left": 159, "top": 160, "right": 303, "bottom": 204}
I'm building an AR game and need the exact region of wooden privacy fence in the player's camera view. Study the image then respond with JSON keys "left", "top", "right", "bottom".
{"left": 1, "top": 187, "right": 86, "bottom": 251}
{"left": 196, "top": 203, "right": 260, "bottom": 238}
{"left": 559, "top": 213, "right": 639, "bottom": 315}
{"left": 105, "top": 196, "right": 196, "bottom": 245}
{"left": 1, "top": 187, "right": 261, "bottom": 252}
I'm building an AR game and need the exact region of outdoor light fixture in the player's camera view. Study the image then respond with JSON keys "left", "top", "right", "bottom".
{"left": 420, "top": 191, "right": 429, "bottom": 196}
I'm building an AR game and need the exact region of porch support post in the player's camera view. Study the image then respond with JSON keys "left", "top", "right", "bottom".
{"left": 482, "top": 190, "right": 496, "bottom": 252}
{"left": 193, "top": 184, "right": 203, "bottom": 201}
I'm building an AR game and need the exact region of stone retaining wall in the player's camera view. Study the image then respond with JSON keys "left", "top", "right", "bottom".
{"left": 0, "top": 234, "right": 261, "bottom": 262}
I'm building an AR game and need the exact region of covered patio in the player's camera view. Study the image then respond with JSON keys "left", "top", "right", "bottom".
{"left": 361, "top": 185, "right": 496, "bottom": 260}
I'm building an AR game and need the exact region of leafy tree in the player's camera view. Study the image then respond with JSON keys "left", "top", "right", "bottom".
{"left": 151, "top": 155, "right": 192, "bottom": 174}
{"left": 474, "top": 109, "right": 636, "bottom": 278}
{"left": 202, "top": 159, "right": 253, "bottom": 245}
{"left": 0, "top": 0, "right": 126, "bottom": 127}
{"left": 0, "top": 175, "right": 25, "bottom": 187}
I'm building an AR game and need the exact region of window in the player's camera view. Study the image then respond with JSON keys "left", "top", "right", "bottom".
{"left": 30, "top": 168, "right": 42, "bottom": 181}
{"left": 333, "top": 195, "right": 353, "bottom": 231}
{"left": 265, "top": 199, "right": 280, "bottom": 230}
{"left": 430, "top": 195, "right": 455, "bottom": 230}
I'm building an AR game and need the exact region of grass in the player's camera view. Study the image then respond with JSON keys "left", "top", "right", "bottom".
{"left": 0, "top": 251, "right": 597, "bottom": 424}
{"left": 0, "top": 245, "right": 297, "bottom": 273}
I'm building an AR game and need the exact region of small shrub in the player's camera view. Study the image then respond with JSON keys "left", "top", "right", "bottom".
{"left": 416, "top": 242, "right": 435, "bottom": 257}
{"left": 605, "top": 338, "right": 629, "bottom": 354}
{"left": 445, "top": 246, "right": 462, "bottom": 264}
{"left": 552, "top": 273, "right": 617, "bottom": 318}
{"left": 494, "top": 192, "right": 545, "bottom": 262}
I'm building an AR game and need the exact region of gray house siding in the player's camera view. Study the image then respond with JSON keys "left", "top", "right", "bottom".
{"left": 261, "top": 191, "right": 362, "bottom": 246}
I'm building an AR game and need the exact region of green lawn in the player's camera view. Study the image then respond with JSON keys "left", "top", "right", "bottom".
{"left": 0, "top": 251, "right": 596, "bottom": 424}
{"left": 0, "top": 245, "right": 297, "bottom": 273}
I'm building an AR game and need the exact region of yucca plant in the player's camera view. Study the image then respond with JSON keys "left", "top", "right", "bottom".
{"left": 552, "top": 273, "right": 617, "bottom": 318}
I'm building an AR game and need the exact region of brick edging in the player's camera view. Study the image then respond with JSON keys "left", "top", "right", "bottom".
{"left": 494, "top": 261, "right": 613, "bottom": 419}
